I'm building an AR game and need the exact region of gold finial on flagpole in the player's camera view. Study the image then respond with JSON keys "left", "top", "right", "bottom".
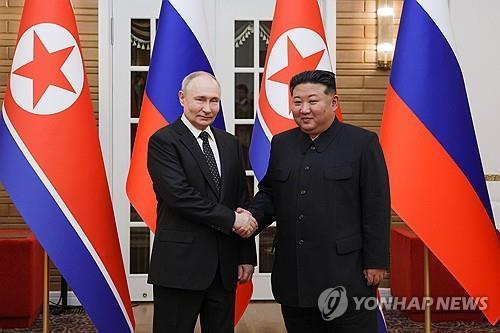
{"left": 424, "top": 246, "right": 431, "bottom": 333}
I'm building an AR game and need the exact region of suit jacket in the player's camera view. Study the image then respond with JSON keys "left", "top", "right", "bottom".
{"left": 147, "top": 119, "right": 257, "bottom": 292}
{"left": 251, "top": 119, "right": 390, "bottom": 307}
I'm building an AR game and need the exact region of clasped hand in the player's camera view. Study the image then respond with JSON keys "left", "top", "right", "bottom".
{"left": 233, "top": 208, "right": 257, "bottom": 238}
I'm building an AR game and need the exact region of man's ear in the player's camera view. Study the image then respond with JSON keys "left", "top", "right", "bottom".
{"left": 331, "top": 94, "right": 339, "bottom": 111}
{"left": 178, "top": 90, "right": 185, "bottom": 107}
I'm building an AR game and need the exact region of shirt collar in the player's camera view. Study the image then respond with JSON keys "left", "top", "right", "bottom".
{"left": 299, "top": 118, "right": 342, "bottom": 154}
{"left": 181, "top": 114, "right": 215, "bottom": 141}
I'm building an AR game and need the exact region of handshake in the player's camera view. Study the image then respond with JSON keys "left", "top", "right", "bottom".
{"left": 232, "top": 208, "right": 257, "bottom": 238}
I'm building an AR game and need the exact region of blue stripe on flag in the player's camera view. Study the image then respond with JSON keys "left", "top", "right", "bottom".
{"left": 146, "top": 0, "right": 224, "bottom": 129}
{"left": 389, "top": 0, "right": 493, "bottom": 220}
{"left": 377, "top": 306, "right": 388, "bottom": 333}
{"left": 249, "top": 115, "right": 271, "bottom": 181}
{"left": 0, "top": 114, "right": 130, "bottom": 333}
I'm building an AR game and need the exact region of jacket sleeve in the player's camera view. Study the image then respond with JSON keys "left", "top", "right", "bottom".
{"left": 234, "top": 141, "right": 257, "bottom": 265}
{"left": 360, "top": 134, "right": 391, "bottom": 269}
{"left": 249, "top": 138, "right": 277, "bottom": 233}
{"left": 147, "top": 132, "right": 235, "bottom": 234}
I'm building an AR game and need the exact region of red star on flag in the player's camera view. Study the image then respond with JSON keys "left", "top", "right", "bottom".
{"left": 13, "top": 31, "right": 75, "bottom": 108}
{"left": 268, "top": 37, "right": 325, "bottom": 112}
{"left": 269, "top": 36, "right": 325, "bottom": 86}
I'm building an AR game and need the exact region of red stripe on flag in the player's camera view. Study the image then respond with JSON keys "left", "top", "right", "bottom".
{"left": 234, "top": 282, "right": 253, "bottom": 324}
{"left": 380, "top": 85, "right": 500, "bottom": 323}
{"left": 127, "top": 93, "right": 167, "bottom": 232}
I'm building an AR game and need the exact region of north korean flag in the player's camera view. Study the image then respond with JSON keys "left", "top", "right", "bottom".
{"left": 0, "top": 1, "right": 135, "bottom": 331}
{"left": 249, "top": 0, "right": 342, "bottom": 181}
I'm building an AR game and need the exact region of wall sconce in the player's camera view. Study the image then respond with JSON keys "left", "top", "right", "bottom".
{"left": 377, "top": 0, "right": 394, "bottom": 70}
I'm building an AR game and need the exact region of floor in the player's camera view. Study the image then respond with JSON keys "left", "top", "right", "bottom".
{"left": 1, "top": 302, "right": 497, "bottom": 332}
{"left": 132, "top": 301, "right": 287, "bottom": 333}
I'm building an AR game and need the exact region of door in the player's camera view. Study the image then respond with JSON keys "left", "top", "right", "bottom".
{"left": 111, "top": 0, "right": 161, "bottom": 301}
{"left": 216, "top": 0, "right": 276, "bottom": 300}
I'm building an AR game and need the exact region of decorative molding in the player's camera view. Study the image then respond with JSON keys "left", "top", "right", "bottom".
{"left": 131, "top": 34, "right": 151, "bottom": 50}
{"left": 485, "top": 174, "right": 500, "bottom": 181}
{"left": 234, "top": 23, "right": 270, "bottom": 48}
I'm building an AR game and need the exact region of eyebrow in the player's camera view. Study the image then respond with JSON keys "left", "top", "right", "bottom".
{"left": 193, "top": 95, "right": 220, "bottom": 99}
{"left": 293, "top": 94, "right": 319, "bottom": 99}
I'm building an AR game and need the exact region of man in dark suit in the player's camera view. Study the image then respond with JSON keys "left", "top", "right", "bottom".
{"left": 147, "top": 71, "right": 257, "bottom": 333}
{"left": 247, "top": 70, "right": 390, "bottom": 332}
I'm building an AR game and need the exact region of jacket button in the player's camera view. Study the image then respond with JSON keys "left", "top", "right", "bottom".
{"left": 304, "top": 166, "right": 310, "bottom": 171}
{"left": 298, "top": 214, "right": 304, "bottom": 221}
{"left": 300, "top": 189, "right": 307, "bottom": 195}
{"left": 298, "top": 239, "right": 304, "bottom": 246}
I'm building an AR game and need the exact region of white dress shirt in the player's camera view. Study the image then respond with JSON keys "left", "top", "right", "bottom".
{"left": 181, "top": 114, "right": 221, "bottom": 175}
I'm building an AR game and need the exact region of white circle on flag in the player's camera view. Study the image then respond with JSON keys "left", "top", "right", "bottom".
{"left": 10, "top": 23, "right": 84, "bottom": 115}
{"left": 265, "top": 28, "right": 332, "bottom": 119}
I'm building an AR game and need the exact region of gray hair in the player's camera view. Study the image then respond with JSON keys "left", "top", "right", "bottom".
{"left": 181, "top": 71, "right": 220, "bottom": 92}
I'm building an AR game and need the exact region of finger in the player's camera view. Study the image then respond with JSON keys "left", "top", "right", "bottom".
{"left": 236, "top": 207, "right": 244, "bottom": 213}
{"left": 244, "top": 267, "right": 254, "bottom": 282}
{"left": 238, "top": 265, "right": 243, "bottom": 280}
{"left": 239, "top": 208, "right": 251, "bottom": 215}
{"left": 366, "top": 273, "right": 374, "bottom": 286}
{"left": 236, "top": 228, "right": 249, "bottom": 238}
{"left": 240, "top": 270, "right": 250, "bottom": 282}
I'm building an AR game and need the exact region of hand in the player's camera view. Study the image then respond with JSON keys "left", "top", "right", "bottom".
{"left": 235, "top": 207, "right": 258, "bottom": 235}
{"left": 233, "top": 210, "right": 257, "bottom": 238}
{"left": 363, "top": 269, "right": 386, "bottom": 286}
{"left": 238, "top": 264, "right": 254, "bottom": 283}
{"left": 236, "top": 207, "right": 252, "bottom": 216}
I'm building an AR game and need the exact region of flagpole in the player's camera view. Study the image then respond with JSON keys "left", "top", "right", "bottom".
{"left": 423, "top": 246, "right": 431, "bottom": 333}
{"left": 43, "top": 251, "right": 50, "bottom": 333}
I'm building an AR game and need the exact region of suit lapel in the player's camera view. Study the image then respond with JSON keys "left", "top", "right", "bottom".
{"left": 172, "top": 120, "right": 220, "bottom": 198}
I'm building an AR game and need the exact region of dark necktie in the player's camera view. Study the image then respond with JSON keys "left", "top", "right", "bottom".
{"left": 199, "top": 131, "right": 221, "bottom": 192}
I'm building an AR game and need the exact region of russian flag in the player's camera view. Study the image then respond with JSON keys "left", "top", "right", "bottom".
{"left": 126, "top": 0, "right": 224, "bottom": 232}
{"left": 0, "top": 0, "right": 134, "bottom": 331}
{"left": 126, "top": 0, "right": 251, "bottom": 323}
{"left": 380, "top": 0, "right": 500, "bottom": 324}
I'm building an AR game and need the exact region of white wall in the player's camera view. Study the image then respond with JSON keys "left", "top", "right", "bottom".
{"left": 451, "top": 0, "right": 500, "bottom": 228}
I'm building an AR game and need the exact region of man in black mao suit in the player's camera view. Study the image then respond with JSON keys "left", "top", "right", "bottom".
{"left": 147, "top": 71, "right": 257, "bottom": 333}
{"left": 248, "top": 70, "right": 390, "bottom": 332}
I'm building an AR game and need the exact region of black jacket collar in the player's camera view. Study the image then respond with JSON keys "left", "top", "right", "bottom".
{"left": 298, "top": 117, "right": 342, "bottom": 154}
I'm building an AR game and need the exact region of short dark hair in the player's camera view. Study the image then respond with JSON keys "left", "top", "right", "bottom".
{"left": 289, "top": 70, "right": 337, "bottom": 95}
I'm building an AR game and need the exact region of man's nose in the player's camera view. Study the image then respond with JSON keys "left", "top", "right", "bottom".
{"left": 201, "top": 101, "right": 211, "bottom": 113}
{"left": 300, "top": 103, "right": 310, "bottom": 113}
